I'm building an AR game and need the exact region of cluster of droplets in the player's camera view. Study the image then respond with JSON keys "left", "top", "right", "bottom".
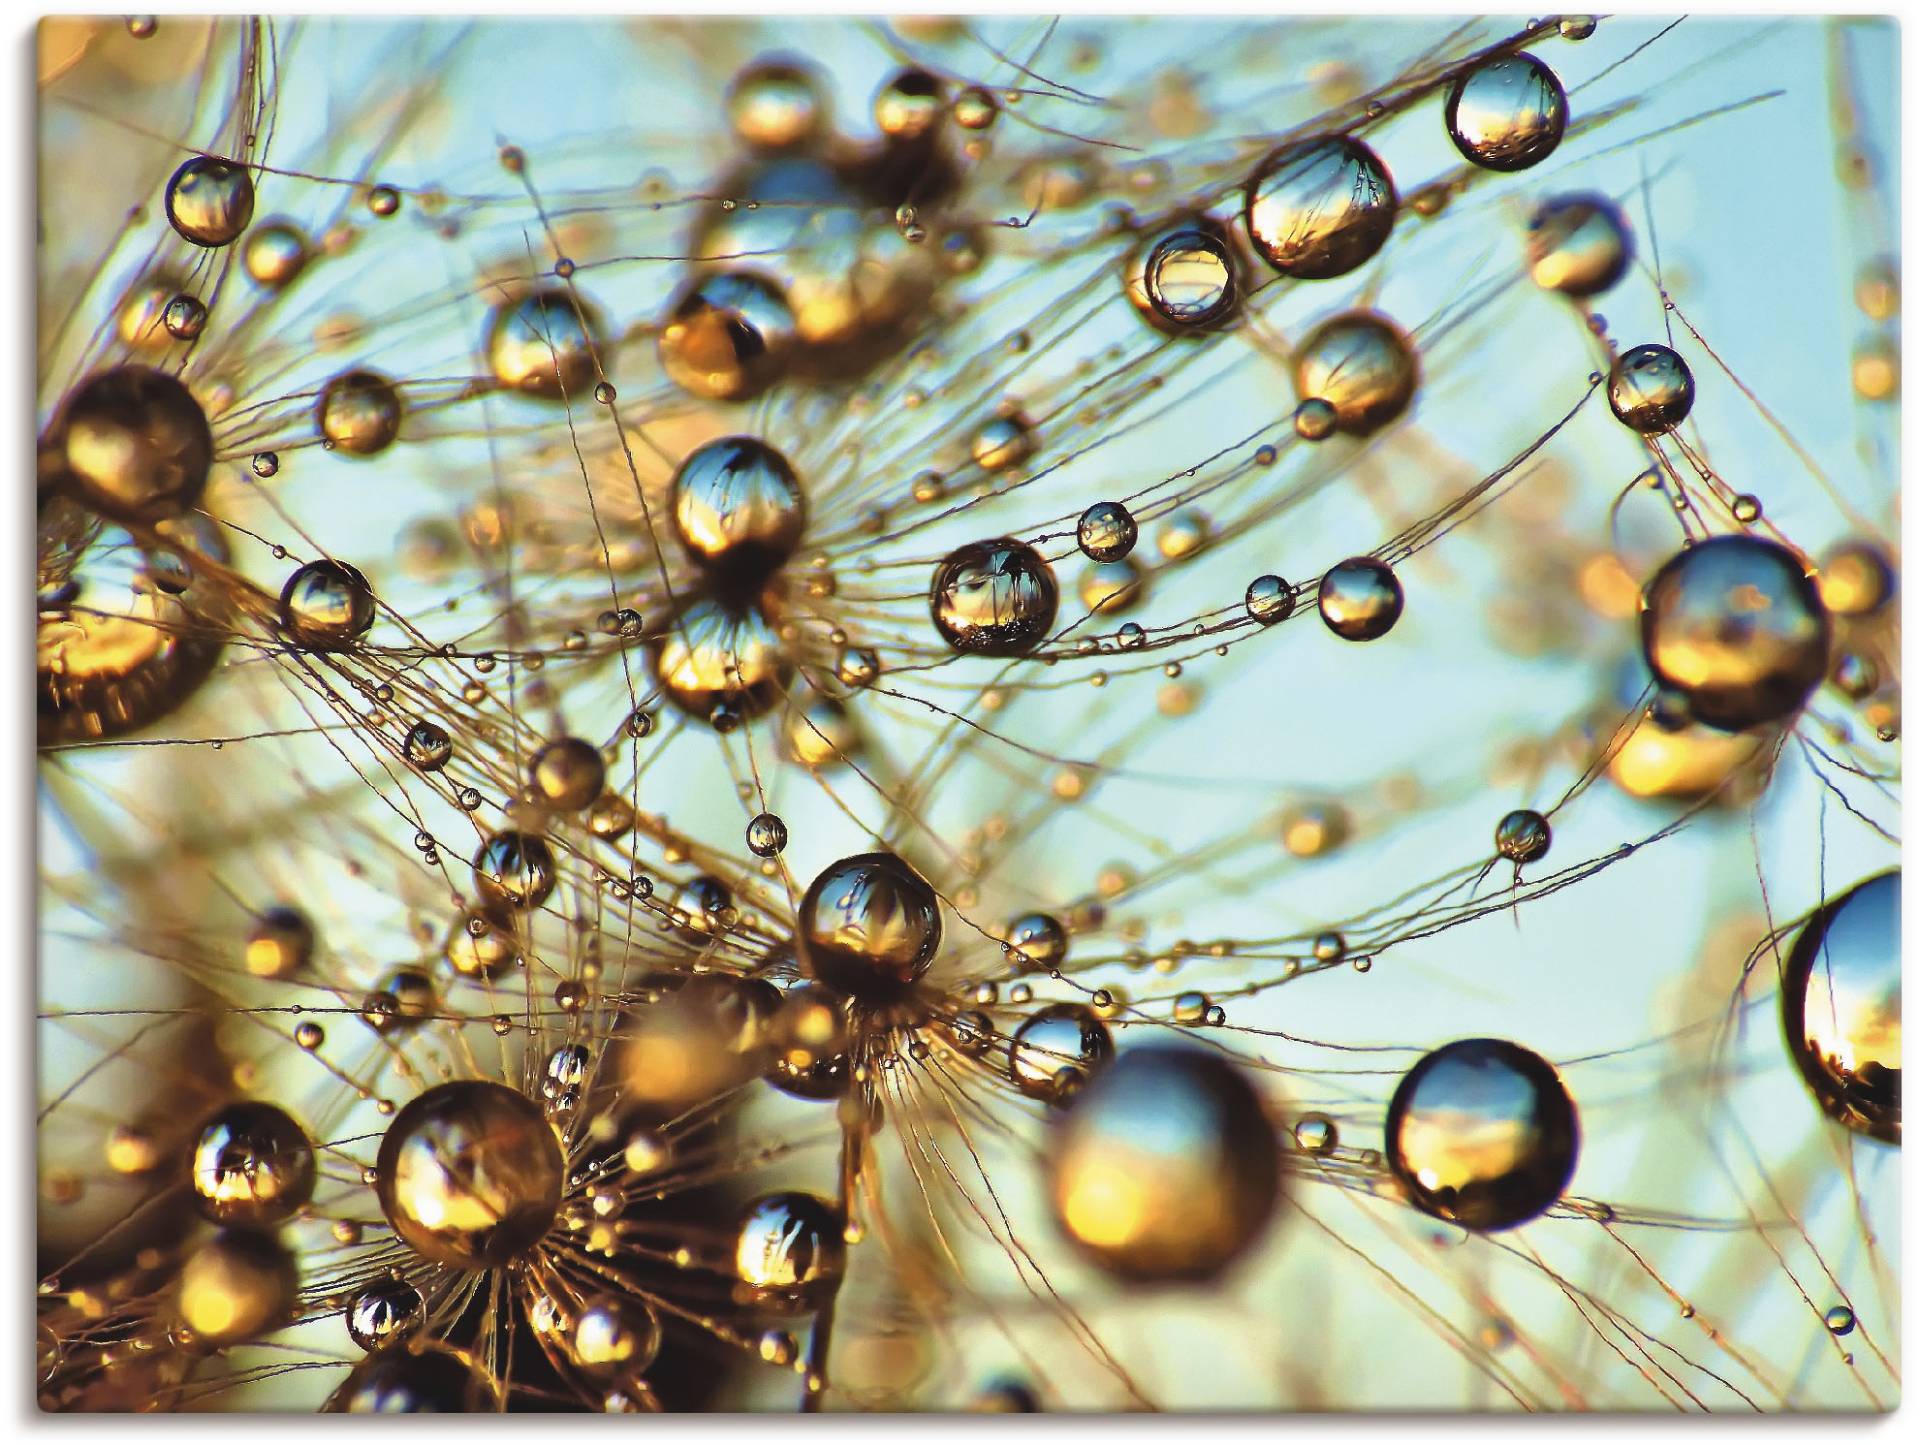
{"left": 34, "top": 12, "right": 1901, "bottom": 1417}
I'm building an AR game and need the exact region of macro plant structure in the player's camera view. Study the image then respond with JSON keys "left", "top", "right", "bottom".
{"left": 35, "top": 13, "right": 1899, "bottom": 1415}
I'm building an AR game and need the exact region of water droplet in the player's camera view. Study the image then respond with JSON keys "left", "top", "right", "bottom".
{"left": 175, "top": 1230, "right": 297, "bottom": 1348}
{"left": 47, "top": 366, "right": 212, "bottom": 522}
{"left": 325, "top": 1340, "right": 501, "bottom": 1412}
{"left": 278, "top": 559, "right": 375, "bottom": 651}
{"left": 1009, "top": 1003, "right": 1113, "bottom": 1101}
{"left": 472, "top": 829, "right": 558, "bottom": 911}
{"left": 671, "top": 435, "right": 807, "bottom": 585}
{"left": 1852, "top": 334, "right": 1900, "bottom": 402}
{"left": 1520, "top": 194, "right": 1628, "bottom": 295}
{"left": 527, "top": 736, "right": 606, "bottom": 813}
{"left": 1854, "top": 258, "right": 1899, "bottom": 322}
{"left": 1079, "top": 557, "right": 1148, "bottom": 616}
{"left": 1444, "top": 52, "right": 1568, "bottom": 172}
{"left": 1494, "top": 808, "right": 1552, "bottom": 864}
{"left": 1047, "top": 1045, "right": 1281, "bottom": 1281}
{"left": 345, "top": 1277, "right": 424, "bottom": 1352}
{"left": 972, "top": 411, "right": 1037, "bottom": 472}
{"left": 242, "top": 220, "right": 309, "bottom": 288}
{"left": 403, "top": 719, "right": 452, "bottom": 772}
{"left": 316, "top": 369, "right": 403, "bottom": 455}
{"left": 164, "top": 156, "right": 255, "bottom": 247}
{"left": 1608, "top": 344, "right": 1695, "bottom": 433}
{"left": 1293, "top": 311, "right": 1419, "bottom": 436}
{"left": 1156, "top": 508, "right": 1212, "bottom": 561}
{"left": 569, "top": 1296, "right": 662, "bottom": 1376}
{"left": 1077, "top": 501, "right": 1138, "bottom": 563}
{"left": 658, "top": 271, "right": 796, "bottom": 402}
{"left": 1318, "top": 556, "right": 1404, "bottom": 641}
{"left": 747, "top": 812, "right": 789, "bottom": 857}
{"left": 1244, "top": 135, "right": 1397, "bottom": 280}
{"left": 374, "top": 1081, "right": 562, "bottom": 1267}
{"left": 1293, "top": 1112, "right": 1339, "bottom": 1155}
{"left": 1385, "top": 1038, "right": 1580, "bottom": 1231}
{"left": 1781, "top": 871, "right": 1899, "bottom": 1145}
{"left": 931, "top": 538, "right": 1059, "bottom": 656}
{"left": 1140, "top": 223, "right": 1240, "bottom": 329}
{"left": 485, "top": 287, "right": 605, "bottom": 400}
{"left": 650, "top": 596, "right": 791, "bottom": 723}
{"left": 735, "top": 1191, "right": 845, "bottom": 1308}
{"left": 1293, "top": 397, "right": 1338, "bottom": 440}
{"left": 190, "top": 1102, "right": 316, "bottom": 1228}
{"left": 1007, "top": 912, "right": 1068, "bottom": 970}
{"left": 1818, "top": 541, "right": 1896, "bottom": 617}
{"left": 1640, "top": 535, "right": 1830, "bottom": 731}
{"left": 728, "top": 59, "right": 827, "bottom": 151}
{"left": 797, "top": 852, "right": 941, "bottom": 1001}
{"left": 874, "top": 66, "right": 947, "bottom": 143}
{"left": 161, "top": 293, "right": 206, "bottom": 340}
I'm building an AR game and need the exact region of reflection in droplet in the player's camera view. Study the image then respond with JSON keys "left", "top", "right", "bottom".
{"left": 1048, "top": 1045, "right": 1282, "bottom": 1282}
{"left": 1494, "top": 809, "right": 1551, "bottom": 864}
{"left": 1318, "top": 556, "right": 1404, "bottom": 641}
{"left": 569, "top": 1295, "right": 662, "bottom": 1376}
{"left": 471, "top": 829, "right": 557, "bottom": 912}
{"left": 484, "top": 288, "right": 605, "bottom": 400}
{"left": 670, "top": 435, "right": 807, "bottom": 583}
{"left": 190, "top": 1102, "right": 316, "bottom": 1228}
{"left": 1385, "top": 1037, "right": 1580, "bottom": 1231}
{"left": 1243, "top": 135, "right": 1397, "bottom": 280}
{"left": 1781, "top": 871, "right": 1899, "bottom": 1144}
{"left": 1293, "top": 311, "right": 1418, "bottom": 436}
{"left": 1640, "top": 535, "right": 1830, "bottom": 732}
{"left": 658, "top": 271, "right": 797, "bottom": 402}
{"left": 279, "top": 559, "right": 376, "bottom": 651}
{"left": 1137, "top": 222, "right": 1240, "bottom": 330}
{"left": 49, "top": 366, "right": 213, "bottom": 523}
{"left": 403, "top": 719, "right": 452, "bottom": 772}
{"left": 1607, "top": 344, "right": 1694, "bottom": 433}
{"left": 1444, "top": 52, "right": 1568, "bottom": 172}
{"left": 374, "top": 1080, "right": 563, "bottom": 1268}
{"left": 345, "top": 1278, "right": 424, "bottom": 1352}
{"left": 650, "top": 596, "right": 793, "bottom": 724}
{"left": 1526, "top": 195, "right": 1631, "bottom": 297}
{"left": 1007, "top": 912, "right": 1068, "bottom": 970}
{"left": 735, "top": 1191, "right": 845, "bottom": 1308}
{"left": 1076, "top": 501, "right": 1138, "bottom": 563}
{"left": 316, "top": 369, "right": 404, "bottom": 455}
{"left": 1009, "top": 1004, "right": 1113, "bottom": 1101}
{"left": 798, "top": 852, "right": 941, "bottom": 1001}
{"left": 1246, "top": 574, "right": 1296, "bottom": 625}
{"left": 164, "top": 156, "right": 255, "bottom": 247}
{"left": 930, "top": 539, "right": 1059, "bottom": 656}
